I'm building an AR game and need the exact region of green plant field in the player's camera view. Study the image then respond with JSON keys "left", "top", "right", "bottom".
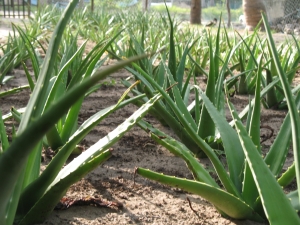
{"left": 1, "top": 3, "right": 300, "bottom": 225}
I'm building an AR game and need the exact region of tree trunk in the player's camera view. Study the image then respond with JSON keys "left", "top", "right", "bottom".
{"left": 243, "top": 0, "right": 266, "bottom": 30}
{"left": 142, "top": 0, "right": 151, "bottom": 12}
{"left": 190, "top": 0, "right": 201, "bottom": 24}
{"left": 226, "top": 0, "right": 231, "bottom": 28}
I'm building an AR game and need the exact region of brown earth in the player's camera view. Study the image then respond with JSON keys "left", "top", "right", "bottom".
{"left": 0, "top": 24, "right": 299, "bottom": 225}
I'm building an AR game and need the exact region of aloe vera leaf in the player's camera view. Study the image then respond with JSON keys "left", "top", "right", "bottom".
{"left": 242, "top": 55, "right": 263, "bottom": 206}
{"left": 165, "top": 5, "right": 176, "bottom": 79}
{"left": 229, "top": 77, "right": 280, "bottom": 127}
{"left": 286, "top": 191, "right": 300, "bottom": 211}
{"left": 188, "top": 53, "right": 209, "bottom": 77}
{"left": 2, "top": 2, "right": 81, "bottom": 224}
{"left": 154, "top": 61, "right": 166, "bottom": 87}
{"left": 22, "top": 62, "right": 35, "bottom": 91}
{"left": 236, "top": 50, "right": 247, "bottom": 94}
{"left": 164, "top": 63, "right": 197, "bottom": 131}
{"left": 0, "top": 54, "right": 150, "bottom": 225}
{"left": 181, "top": 64, "right": 194, "bottom": 98}
{"left": 228, "top": 98, "right": 300, "bottom": 224}
{"left": 198, "top": 35, "right": 216, "bottom": 139}
{"left": 121, "top": 79, "right": 167, "bottom": 124}
{"left": 17, "top": 93, "right": 143, "bottom": 215}
{"left": 262, "top": 13, "right": 300, "bottom": 206}
{"left": 200, "top": 50, "right": 210, "bottom": 70}
{"left": 2, "top": 108, "right": 25, "bottom": 122}
{"left": 17, "top": 149, "right": 112, "bottom": 225}
{"left": 20, "top": 0, "right": 81, "bottom": 188}
{"left": 20, "top": 1, "right": 76, "bottom": 127}
{"left": 250, "top": 55, "right": 262, "bottom": 149}
{"left": 0, "top": 112, "right": 9, "bottom": 153}
{"left": 200, "top": 92, "right": 244, "bottom": 195}
{"left": 22, "top": 142, "right": 43, "bottom": 189}
{"left": 126, "top": 64, "right": 203, "bottom": 156}
{"left": 43, "top": 40, "right": 88, "bottom": 111}
{"left": 264, "top": 69, "right": 278, "bottom": 108}
{"left": 175, "top": 40, "right": 190, "bottom": 92}
{"left": 193, "top": 84, "right": 201, "bottom": 125}
{"left": 265, "top": 92, "right": 300, "bottom": 178}
{"left": 214, "top": 15, "right": 221, "bottom": 77}
{"left": 60, "top": 35, "right": 121, "bottom": 142}
{"left": 216, "top": 34, "right": 251, "bottom": 106}
{"left": 48, "top": 38, "right": 116, "bottom": 143}
{"left": 136, "top": 168, "right": 264, "bottom": 222}
{"left": 278, "top": 162, "right": 295, "bottom": 187}
{"left": 288, "top": 36, "right": 300, "bottom": 83}
{"left": 138, "top": 120, "right": 218, "bottom": 187}
{"left": 129, "top": 60, "right": 237, "bottom": 192}
{"left": 67, "top": 39, "right": 109, "bottom": 88}
{"left": 281, "top": 45, "right": 292, "bottom": 73}
{"left": 0, "top": 85, "right": 30, "bottom": 98}
{"left": 14, "top": 25, "right": 40, "bottom": 81}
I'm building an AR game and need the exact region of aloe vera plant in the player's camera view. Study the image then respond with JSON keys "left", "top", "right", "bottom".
{"left": 134, "top": 14, "right": 300, "bottom": 224}
{"left": 0, "top": 27, "right": 29, "bottom": 84}
{"left": 0, "top": 1, "right": 162, "bottom": 224}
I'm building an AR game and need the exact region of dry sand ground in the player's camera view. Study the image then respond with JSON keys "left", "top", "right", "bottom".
{"left": 0, "top": 20, "right": 299, "bottom": 224}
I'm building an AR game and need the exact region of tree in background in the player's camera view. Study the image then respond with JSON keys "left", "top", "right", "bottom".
{"left": 242, "top": 0, "right": 266, "bottom": 30}
{"left": 142, "top": 0, "right": 151, "bottom": 11}
{"left": 190, "top": 0, "right": 201, "bottom": 24}
{"left": 226, "top": 0, "right": 230, "bottom": 27}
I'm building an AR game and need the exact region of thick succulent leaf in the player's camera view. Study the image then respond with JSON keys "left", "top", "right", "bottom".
{"left": 242, "top": 55, "right": 262, "bottom": 206}
{"left": 127, "top": 63, "right": 202, "bottom": 156}
{"left": 0, "top": 85, "right": 30, "bottom": 98}
{"left": 17, "top": 149, "right": 112, "bottom": 225}
{"left": 286, "top": 191, "right": 300, "bottom": 211}
{"left": 50, "top": 92, "right": 160, "bottom": 185}
{"left": 265, "top": 92, "right": 300, "bottom": 177}
{"left": 176, "top": 40, "right": 190, "bottom": 91}
{"left": 137, "top": 120, "right": 218, "bottom": 187}
{"left": 16, "top": 94, "right": 145, "bottom": 217}
{"left": 17, "top": 93, "right": 161, "bottom": 222}
{"left": 164, "top": 63, "right": 197, "bottom": 131}
{"left": 165, "top": 4, "right": 176, "bottom": 79}
{"left": 277, "top": 162, "right": 295, "bottom": 187}
{"left": 136, "top": 168, "right": 264, "bottom": 222}
{"left": 229, "top": 77, "right": 280, "bottom": 126}
{"left": 61, "top": 32, "right": 122, "bottom": 142}
{"left": 0, "top": 54, "right": 150, "bottom": 225}
{"left": 198, "top": 35, "right": 216, "bottom": 139}
{"left": 133, "top": 61, "right": 238, "bottom": 193}
{"left": 228, "top": 99, "right": 300, "bottom": 224}
{"left": 14, "top": 25, "right": 40, "bottom": 85}
{"left": 263, "top": 13, "right": 300, "bottom": 206}
{"left": 0, "top": 111, "right": 9, "bottom": 153}
{"left": 1, "top": 1, "right": 81, "bottom": 224}
{"left": 200, "top": 92, "right": 244, "bottom": 195}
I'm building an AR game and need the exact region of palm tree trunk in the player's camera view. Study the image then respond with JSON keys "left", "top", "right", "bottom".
{"left": 243, "top": 0, "right": 266, "bottom": 30}
{"left": 190, "top": 0, "right": 201, "bottom": 24}
{"left": 143, "top": 0, "right": 151, "bottom": 12}
{"left": 226, "top": 0, "right": 231, "bottom": 28}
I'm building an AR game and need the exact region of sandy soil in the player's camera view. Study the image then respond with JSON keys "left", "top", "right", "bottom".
{"left": 0, "top": 23, "right": 299, "bottom": 225}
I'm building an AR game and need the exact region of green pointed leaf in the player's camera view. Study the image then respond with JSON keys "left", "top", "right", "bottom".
{"left": 200, "top": 92, "right": 244, "bottom": 195}
{"left": 137, "top": 168, "right": 264, "bottom": 222}
{"left": 262, "top": 13, "right": 300, "bottom": 206}
{"left": 228, "top": 97, "right": 300, "bottom": 224}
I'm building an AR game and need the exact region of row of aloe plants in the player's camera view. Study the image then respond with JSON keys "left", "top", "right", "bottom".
{"left": 0, "top": 1, "right": 163, "bottom": 225}
{"left": 1, "top": 3, "right": 300, "bottom": 225}
{"left": 125, "top": 10, "right": 300, "bottom": 225}
{"left": 2, "top": 5, "right": 299, "bottom": 97}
